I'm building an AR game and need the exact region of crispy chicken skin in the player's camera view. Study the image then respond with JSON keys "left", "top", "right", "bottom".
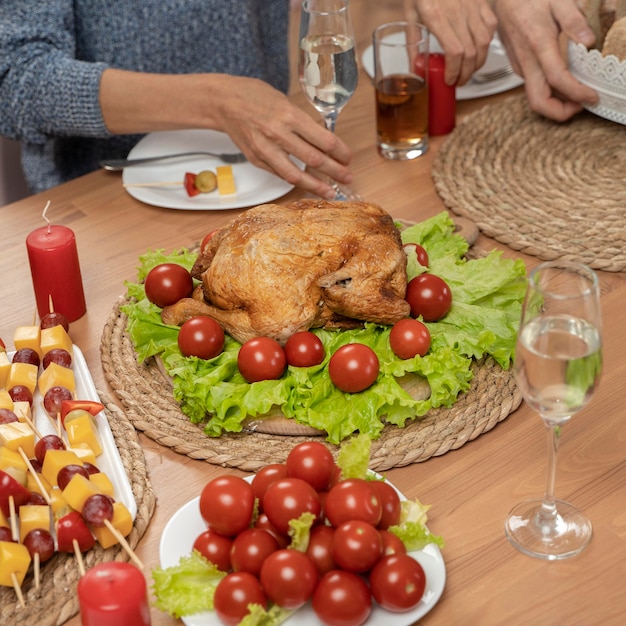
{"left": 161, "top": 199, "right": 410, "bottom": 344}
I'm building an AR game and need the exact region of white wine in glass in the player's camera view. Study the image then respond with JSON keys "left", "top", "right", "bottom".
{"left": 505, "top": 260, "right": 602, "bottom": 560}
{"left": 298, "top": 0, "right": 360, "bottom": 201}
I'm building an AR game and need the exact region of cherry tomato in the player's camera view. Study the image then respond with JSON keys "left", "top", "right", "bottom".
{"left": 306, "top": 524, "right": 336, "bottom": 576}
{"left": 369, "top": 554, "right": 427, "bottom": 612}
{"left": 312, "top": 569, "right": 372, "bottom": 626}
{"left": 250, "top": 463, "right": 288, "bottom": 509}
{"left": 183, "top": 172, "right": 201, "bottom": 197}
{"left": 177, "top": 316, "right": 225, "bottom": 359}
{"left": 192, "top": 528, "right": 233, "bottom": 572}
{"left": 144, "top": 263, "right": 193, "bottom": 308}
{"left": 286, "top": 441, "right": 336, "bottom": 492}
{"left": 214, "top": 571, "right": 267, "bottom": 626}
{"left": 260, "top": 549, "right": 319, "bottom": 609}
{"left": 230, "top": 528, "right": 278, "bottom": 577}
{"left": 370, "top": 480, "right": 402, "bottom": 529}
{"left": 284, "top": 331, "right": 325, "bottom": 367}
{"left": 389, "top": 318, "right": 431, "bottom": 360}
{"left": 405, "top": 273, "right": 452, "bottom": 322}
{"left": 380, "top": 529, "right": 407, "bottom": 556}
{"left": 324, "top": 478, "right": 382, "bottom": 528}
{"left": 332, "top": 519, "right": 383, "bottom": 573}
{"left": 328, "top": 343, "right": 379, "bottom": 393}
{"left": 262, "top": 477, "right": 321, "bottom": 534}
{"left": 237, "top": 336, "right": 286, "bottom": 383}
{"left": 199, "top": 475, "right": 255, "bottom": 537}
{"left": 403, "top": 242, "right": 429, "bottom": 267}
{"left": 253, "top": 512, "right": 290, "bottom": 549}
{"left": 200, "top": 229, "right": 219, "bottom": 249}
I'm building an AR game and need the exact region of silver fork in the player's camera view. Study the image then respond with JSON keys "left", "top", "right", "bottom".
{"left": 471, "top": 64, "right": 514, "bottom": 84}
{"left": 99, "top": 150, "right": 247, "bottom": 170}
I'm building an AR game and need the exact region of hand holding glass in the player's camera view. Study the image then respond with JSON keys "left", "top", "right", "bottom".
{"left": 505, "top": 261, "right": 602, "bottom": 560}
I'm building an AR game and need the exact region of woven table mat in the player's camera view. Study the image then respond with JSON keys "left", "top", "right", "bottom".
{"left": 1, "top": 398, "right": 156, "bottom": 626}
{"left": 101, "top": 297, "right": 522, "bottom": 472}
{"left": 433, "top": 93, "right": 626, "bottom": 272}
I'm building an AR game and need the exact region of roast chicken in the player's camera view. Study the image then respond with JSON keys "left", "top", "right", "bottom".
{"left": 161, "top": 199, "right": 410, "bottom": 344}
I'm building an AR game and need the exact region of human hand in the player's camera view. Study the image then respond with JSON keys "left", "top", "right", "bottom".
{"left": 493, "top": 0, "right": 598, "bottom": 121}
{"left": 407, "top": 0, "right": 497, "bottom": 85}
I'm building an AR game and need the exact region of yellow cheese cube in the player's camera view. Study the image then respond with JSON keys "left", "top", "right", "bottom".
{"left": 89, "top": 472, "right": 115, "bottom": 497}
{"left": 0, "top": 422, "right": 36, "bottom": 459}
{"left": 18, "top": 504, "right": 51, "bottom": 542}
{"left": 68, "top": 444, "right": 98, "bottom": 467}
{"left": 0, "top": 447, "right": 27, "bottom": 473}
{"left": 0, "top": 390, "right": 13, "bottom": 410}
{"left": 13, "top": 326, "right": 42, "bottom": 358}
{"left": 67, "top": 414, "right": 102, "bottom": 457}
{"left": 92, "top": 502, "right": 133, "bottom": 548}
{"left": 38, "top": 362, "right": 75, "bottom": 396}
{"left": 49, "top": 487, "right": 68, "bottom": 516}
{"left": 62, "top": 473, "right": 101, "bottom": 512}
{"left": 7, "top": 362, "right": 38, "bottom": 394}
{"left": 0, "top": 541, "right": 31, "bottom": 586}
{"left": 216, "top": 165, "right": 236, "bottom": 195}
{"left": 0, "top": 351, "right": 11, "bottom": 389}
{"left": 40, "top": 326, "right": 73, "bottom": 357}
{"left": 41, "top": 449, "right": 81, "bottom": 487}
{"left": 12, "top": 401, "right": 31, "bottom": 423}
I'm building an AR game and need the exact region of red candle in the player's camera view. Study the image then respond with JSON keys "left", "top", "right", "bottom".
{"left": 26, "top": 224, "right": 86, "bottom": 322}
{"left": 427, "top": 53, "right": 456, "bottom": 136}
{"left": 77, "top": 562, "right": 151, "bottom": 626}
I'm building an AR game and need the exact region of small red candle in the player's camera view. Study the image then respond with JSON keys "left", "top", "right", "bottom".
{"left": 77, "top": 562, "right": 151, "bottom": 626}
{"left": 427, "top": 53, "right": 456, "bottom": 136}
{"left": 26, "top": 223, "right": 86, "bottom": 322}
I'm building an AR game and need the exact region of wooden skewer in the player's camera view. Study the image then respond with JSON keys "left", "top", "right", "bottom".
{"left": 11, "top": 572, "right": 26, "bottom": 608}
{"left": 17, "top": 448, "right": 51, "bottom": 505}
{"left": 103, "top": 520, "right": 144, "bottom": 570}
{"left": 73, "top": 539, "right": 86, "bottom": 577}
{"left": 123, "top": 181, "right": 181, "bottom": 188}
{"left": 48, "top": 295, "right": 55, "bottom": 313}
{"left": 9, "top": 495, "right": 18, "bottom": 543}
{"left": 56, "top": 413, "right": 63, "bottom": 439}
{"left": 18, "top": 411, "right": 43, "bottom": 440}
{"left": 33, "top": 552, "right": 41, "bottom": 590}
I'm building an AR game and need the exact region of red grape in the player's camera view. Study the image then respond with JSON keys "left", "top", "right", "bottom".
{"left": 42, "top": 349, "right": 72, "bottom": 369}
{"left": 8, "top": 385, "right": 33, "bottom": 406}
{"left": 82, "top": 494, "right": 114, "bottom": 527}
{"left": 12, "top": 348, "right": 40, "bottom": 367}
{"left": 40, "top": 311, "right": 70, "bottom": 332}
{"left": 0, "top": 527, "right": 15, "bottom": 542}
{"left": 34, "top": 434, "right": 66, "bottom": 464}
{"left": 0, "top": 408, "right": 18, "bottom": 424}
{"left": 43, "top": 386, "right": 73, "bottom": 416}
{"left": 23, "top": 528, "right": 55, "bottom": 562}
{"left": 57, "top": 464, "right": 90, "bottom": 491}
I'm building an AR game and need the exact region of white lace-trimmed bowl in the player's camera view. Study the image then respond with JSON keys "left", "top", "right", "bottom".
{"left": 568, "top": 40, "right": 626, "bottom": 124}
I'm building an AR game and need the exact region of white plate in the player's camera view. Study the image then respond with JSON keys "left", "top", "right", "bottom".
{"left": 122, "top": 130, "right": 304, "bottom": 210}
{"left": 159, "top": 477, "right": 446, "bottom": 625}
{"left": 361, "top": 33, "right": 524, "bottom": 100}
{"left": 9, "top": 346, "right": 137, "bottom": 520}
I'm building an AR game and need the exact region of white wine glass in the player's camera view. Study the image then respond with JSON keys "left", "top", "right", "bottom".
{"left": 298, "top": 0, "right": 360, "bottom": 201}
{"left": 505, "top": 260, "right": 602, "bottom": 560}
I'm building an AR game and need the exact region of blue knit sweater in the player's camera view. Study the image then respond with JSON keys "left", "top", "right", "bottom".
{"left": 0, "top": 0, "right": 289, "bottom": 192}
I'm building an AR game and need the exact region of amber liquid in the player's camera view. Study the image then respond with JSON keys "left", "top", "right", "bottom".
{"left": 375, "top": 74, "right": 428, "bottom": 149}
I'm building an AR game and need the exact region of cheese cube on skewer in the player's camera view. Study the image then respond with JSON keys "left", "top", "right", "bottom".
{"left": 62, "top": 473, "right": 102, "bottom": 512}
{"left": 0, "top": 391, "right": 13, "bottom": 411}
{"left": 13, "top": 326, "right": 42, "bottom": 358}
{"left": 41, "top": 449, "right": 82, "bottom": 487}
{"left": 88, "top": 472, "right": 114, "bottom": 497}
{"left": 216, "top": 165, "right": 236, "bottom": 195}
{"left": 0, "top": 541, "right": 31, "bottom": 587}
{"left": 40, "top": 326, "right": 73, "bottom": 357}
{"left": 0, "top": 422, "right": 36, "bottom": 459}
{"left": 0, "top": 352, "right": 11, "bottom": 389}
{"left": 66, "top": 413, "right": 102, "bottom": 456}
{"left": 18, "top": 504, "right": 51, "bottom": 542}
{"left": 91, "top": 502, "right": 133, "bottom": 549}
{"left": 0, "top": 447, "right": 27, "bottom": 473}
{"left": 7, "top": 362, "right": 38, "bottom": 394}
{"left": 38, "top": 362, "right": 75, "bottom": 396}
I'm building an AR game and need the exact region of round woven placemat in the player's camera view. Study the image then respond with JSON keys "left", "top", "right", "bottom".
{"left": 101, "top": 297, "right": 522, "bottom": 472}
{"left": 433, "top": 93, "right": 626, "bottom": 272}
{"left": 1, "top": 399, "right": 156, "bottom": 626}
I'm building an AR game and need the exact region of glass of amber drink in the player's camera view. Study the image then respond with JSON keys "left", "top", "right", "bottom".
{"left": 373, "top": 22, "right": 429, "bottom": 160}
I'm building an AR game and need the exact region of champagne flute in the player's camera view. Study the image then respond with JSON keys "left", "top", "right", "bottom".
{"left": 298, "top": 0, "right": 360, "bottom": 201}
{"left": 505, "top": 261, "right": 602, "bottom": 560}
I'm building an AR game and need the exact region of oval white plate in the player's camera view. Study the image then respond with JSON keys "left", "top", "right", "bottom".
{"left": 159, "top": 477, "right": 446, "bottom": 626}
{"left": 362, "top": 33, "right": 524, "bottom": 100}
{"left": 122, "top": 130, "right": 304, "bottom": 210}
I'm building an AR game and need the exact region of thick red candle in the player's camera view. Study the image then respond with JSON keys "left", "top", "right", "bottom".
{"left": 427, "top": 53, "right": 456, "bottom": 136}
{"left": 26, "top": 224, "right": 86, "bottom": 322}
{"left": 78, "top": 562, "right": 151, "bottom": 626}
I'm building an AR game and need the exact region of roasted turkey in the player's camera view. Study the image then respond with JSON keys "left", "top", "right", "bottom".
{"left": 161, "top": 199, "right": 410, "bottom": 344}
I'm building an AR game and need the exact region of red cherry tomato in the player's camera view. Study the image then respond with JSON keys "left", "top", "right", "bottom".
{"left": 380, "top": 529, "right": 407, "bottom": 556}
{"left": 177, "top": 316, "right": 225, "bottom": 359}
{"left": 253, "top": 512, "right": 290, "bottom": 549}
{"left": 389, "top": 318, "right": 431, "bottom": 360}
{"left": 331, "top": 519, "right": 383, "bottom": 573}
{"left": 183, "top": 172, "right": 201, "bottom": 197}
{"left": 306, "top": 524, "right": 336, "bottom": 576}
{"left": 369, "top": 480, "right": 402, "bottom": 530}
{"left": 286, "top": 441, "right": 336, "bottom": 492}
{"left": 260, "top": 549, "right": 319, "bottom": 609}
{"left": 250, "top": 463, "right": 288, "bottom": 508}
{"left": 200, "top": 229, "right": 219, "bottom": 249}
{"left": 199, "top": 475, "right": 255, "bottom": 537}
{"left": 405, "top": 274, "right": 452, "bottom": 322}
{"left": 192, "top": 528, "right": 233, "bottom": 572}
{"left": 369, "top": 554, "right": 427, "bottom": 612}
{"left": 283, "top": 331, "right": 325, "bottom": 367}
{"left": 324, "top": 478, "right": 382, "bottom": 528}
{"left": 328, "top": 343, "right": 379, "bottom": 393}
{"left": 262, "top": 477, "right": 321, "bottom": 535}
{"left": 144, "top": 263, "right": 193, "bottom": 308}
{"left": 230, "top": 528, "right": 278, "bottom": 577}
{"left": 403, "top": 242, "right": 429, "bottom": 267}
{"left": 312, "top": 569, "right": 372, "bottom": 626}
{"left": 214, "top": 571, "right": 267, "bottom": 626}
{"left": 237, "top": 336, "right": 286, "bottom": 383}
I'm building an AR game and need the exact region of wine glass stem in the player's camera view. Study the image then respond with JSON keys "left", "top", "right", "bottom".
{"left": 323, "top": 112, "right": 338, "bottom": 134}
{"left": 539, "top": 421, "right": 562, "bottom": 524}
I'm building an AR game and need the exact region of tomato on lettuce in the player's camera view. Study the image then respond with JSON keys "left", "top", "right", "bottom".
{"left": 122, "top": 212, "right": 527, "bottom": 444}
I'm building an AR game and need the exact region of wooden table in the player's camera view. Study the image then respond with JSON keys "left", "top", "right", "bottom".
{"left": 2, "top": 2, "right": 625, "bottom": 624}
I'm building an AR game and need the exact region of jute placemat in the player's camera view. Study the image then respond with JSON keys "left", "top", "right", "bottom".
{"left": 1, "top": 399, "right": 156, "bottom": 626}
{"left": 101, "top": 296, "right": 522, "bottom": 472}
{"left": 433, "top": 93, "right": 626, "bottom": 272}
